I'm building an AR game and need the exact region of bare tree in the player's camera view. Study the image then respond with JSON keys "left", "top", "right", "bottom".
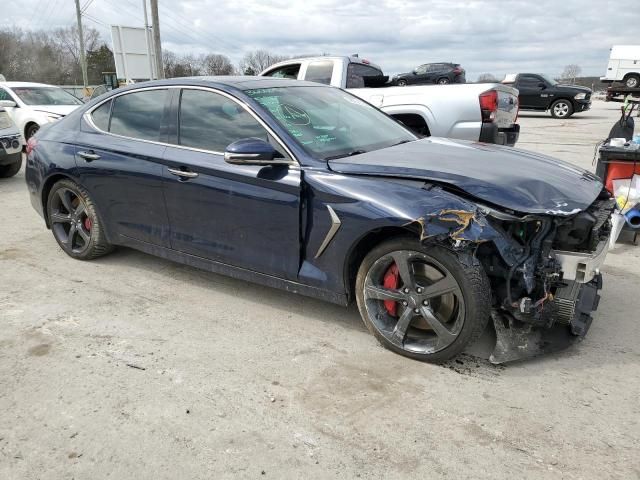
{"left": 477, "top": 73, "right": 498, "bottom": 83}
{"left": 238, "top": 50, "right": 288, "bottom": 75}
{"left": 200, "top": 54, "right": 235, "bottom": 75}
{"left": 560, "top": 64, "right": 582, "bottom": 84}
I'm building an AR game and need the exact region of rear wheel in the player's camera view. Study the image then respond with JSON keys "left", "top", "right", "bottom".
{"left": 437, "top": 77, "right": 450, "bottom": 84}
{"left": 355, "top": 238, "right": 491, "bottom": 363}
{"left": 396, "top": 79, "right": 407, "bottom": 86}
{"left": 46, "top": 179, "right": 113, "bottom": 260}
{"left": 550, "top": 99, "right": 574, "bottom": 118}
{"left": 624, "top": 74, "right": 640, "bottom": 88}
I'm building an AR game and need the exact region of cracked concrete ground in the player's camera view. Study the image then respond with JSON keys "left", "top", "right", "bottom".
{"left": 1, "top": 101, "right": 639, "bottom": 479}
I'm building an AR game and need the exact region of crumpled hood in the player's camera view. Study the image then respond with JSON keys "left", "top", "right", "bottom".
{"left": 32, "top": 105, "right": 80, "bottom": 117}
{"left": 328, "top": 138, "right": 603, "bottom": 215}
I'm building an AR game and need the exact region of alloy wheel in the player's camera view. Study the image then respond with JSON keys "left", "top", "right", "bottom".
{"left": 553, "top": 101, "right": 570, "bottom": 117}
{"left": 49, "top": 187, "right": 92, "bottom": 254}
{"left": 362, "top": 250, "right": 465, "bottom": 355}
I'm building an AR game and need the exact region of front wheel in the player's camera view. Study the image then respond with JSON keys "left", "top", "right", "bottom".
{"left": 624, "top": 74, "right": 640, "bottom": 88}
{"left": 25, "top": 123, "right": 40, "bottom": 140}
{"left": 46, "top": 179, "right": 113, "bottom": 260}
{"left": 396, "top": 79, "right": 407, "bottom": 86}
{"left": 355, "top": 238, "right": 491, "bottom": 363}
{"left": 550, "top": 99, "right": 574, "bottom": 118}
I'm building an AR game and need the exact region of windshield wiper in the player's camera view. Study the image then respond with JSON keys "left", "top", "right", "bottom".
{"left": 325, "top": 150, "right": 367, "bottom": 160}
{"left": 390, "top": 139, "right": 413, "bottom": 147}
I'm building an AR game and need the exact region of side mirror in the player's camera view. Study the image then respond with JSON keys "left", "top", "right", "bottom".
{"left": 538, "top": 82, "right": 547, "bottom": 89}
{"left": 0, "top": 100, "right": 17, "bottom": 108}
{"left": 412, "top": 70, "right": 418, "bottom": 75}
{"left": 224, "top": 138, "right": 289, "bottom": 166}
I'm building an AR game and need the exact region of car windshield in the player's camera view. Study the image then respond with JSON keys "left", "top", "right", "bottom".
{"left": 540, "top": 74, "right": 558, "bottom": 86}
{"left": 245, "top": 86, "right": 416, "bottom": 160}
{"left": 12, "top": 87, "right": 83, "bottom": 106}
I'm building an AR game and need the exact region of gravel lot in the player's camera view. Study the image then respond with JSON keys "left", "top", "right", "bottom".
{"left": 1, "top": 100, "right": 639, "bottom": 479}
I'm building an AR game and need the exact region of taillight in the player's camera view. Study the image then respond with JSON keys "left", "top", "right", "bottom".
{"left": 479, "top": 90, "right": 498, "bottom": 123}
{"left": 453, "top": 67, "right": 463, "bottom": 74}
{"left": 26, "top": 137, "right": 37, "bottom": 155}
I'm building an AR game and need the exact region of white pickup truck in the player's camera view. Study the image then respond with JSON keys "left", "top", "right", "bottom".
{"left": 260, "top": 56, "right": 520, "bottom": 146}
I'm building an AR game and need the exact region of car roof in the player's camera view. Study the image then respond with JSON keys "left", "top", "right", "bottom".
{"left": 0, "top": 81, "right": 62, "bottom": 88}
{"left": 263, "top": 56, "right": 383, "bottom": 73}
{"left": 112, "top": 76, "right": 325, "bottom": 92}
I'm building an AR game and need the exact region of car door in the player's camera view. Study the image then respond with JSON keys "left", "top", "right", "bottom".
{"left": 161, "top": 87, "right": 301, "bottom": 280}
{"left": 75, "top": 87, "right": 172, "bottom": 247}
{"left": 516, "top": 75, "right": 547, "bottom": 109}
{"left": 413, "top": 65, "right": 429, "bottom": 84}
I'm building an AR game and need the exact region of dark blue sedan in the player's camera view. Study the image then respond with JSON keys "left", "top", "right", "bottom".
{"left": 25, "top": 77, "right": 614, "bottom": 363}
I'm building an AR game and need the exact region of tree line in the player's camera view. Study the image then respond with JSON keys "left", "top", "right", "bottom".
{"left": 0, "top": 27, "right": 299, "bottom": 85}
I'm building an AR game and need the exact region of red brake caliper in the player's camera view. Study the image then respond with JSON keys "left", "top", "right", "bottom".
{"left": 84, "top": 217, "right": 92, "bottom": 231}
{"left": 382, "top": 262, "right": 400, "bottom": 317}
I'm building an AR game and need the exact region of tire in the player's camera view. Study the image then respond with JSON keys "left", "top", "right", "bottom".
{"left": 25, "top": 123, "right": 40, "bottom": 140}
{"left": 46, "top": 179, "right": 113, "bottom": 260}
{"left": 624, "top": 74, "right": 640, "bottom": 88}
{"left": 355, "top": 237, "right": 491, "bottom": 363}
{"left": 550, "top": 99, "right": 574, "bottom": 118}
{"left": 436, "top": 77, "right": 450, "bottom": 85}
{"left": 0, "top": 155, "right": 22, "bottom": 178}
{"left": 396, "top": 79, "right": 407, "bottom": 87}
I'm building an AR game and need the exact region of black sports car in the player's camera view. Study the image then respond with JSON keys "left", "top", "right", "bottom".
{"left": 25, "top": 77, "right": 613, "bottom": 363}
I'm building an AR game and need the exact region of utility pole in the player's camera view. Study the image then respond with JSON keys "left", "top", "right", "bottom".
{"left": 142, "top": 0, "right": 155, "bottom": 80}
{"left": 74, "top": 0, "right": 89, "bottom": 88}
{"left": 150, "top": 0, "right": 164, "bottom": 79}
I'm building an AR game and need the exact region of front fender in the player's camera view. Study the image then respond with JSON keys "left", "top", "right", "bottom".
{"left": 300, "top": 170, "right": 514, "bottom": 296}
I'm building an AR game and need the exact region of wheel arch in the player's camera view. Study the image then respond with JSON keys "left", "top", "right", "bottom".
{"left": 548, "top": 96, "right": 574, "bottom": 109}
{"left": 343, "top": 226, "right": 419, "bottom": 301}
{"left": 24, "top": 121, "right": 39, "bottom": 140}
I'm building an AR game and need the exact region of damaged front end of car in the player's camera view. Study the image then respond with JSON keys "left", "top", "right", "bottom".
{"left": 408, "top": 187, "right": 616, "bottom": 364}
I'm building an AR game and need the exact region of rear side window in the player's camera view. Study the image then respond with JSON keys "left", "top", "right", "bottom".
{"left": 110, "top": 89, "right": 168, "bottom": 141}
{"left": 178, "top": 89, "right": 268, "bottom": 152}
{"left": 304, "top": 61, "right": 334, "bottom": 85}
{"left": 346, "top": 63, "right": 385, "bottom": 88}
{"left": 91, "top": 99, "right": 111, "bottom": 131}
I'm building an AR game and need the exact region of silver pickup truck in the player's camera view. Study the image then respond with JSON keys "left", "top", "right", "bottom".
{"left": 260, "top": 56, "right": 520, "bottom": 146}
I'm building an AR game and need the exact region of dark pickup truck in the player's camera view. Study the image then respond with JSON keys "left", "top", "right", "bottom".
{"left": 502, "top": 73, "right": 592, "bottom": 118}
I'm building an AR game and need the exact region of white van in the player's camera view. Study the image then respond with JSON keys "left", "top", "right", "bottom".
{"left": 601, "top": 45, "right": 640, "bottom": 88}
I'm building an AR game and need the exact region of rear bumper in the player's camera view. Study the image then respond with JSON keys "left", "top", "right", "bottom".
{"left": 479, "top": 122, "right": 520, "bottom": 147}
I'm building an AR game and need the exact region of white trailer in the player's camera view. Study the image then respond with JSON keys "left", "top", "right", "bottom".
{"left": 601, "top": 45, "right": 640, "bottom": 88}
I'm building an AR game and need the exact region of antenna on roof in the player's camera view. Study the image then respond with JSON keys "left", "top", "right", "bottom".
{"left": 352, "top": 53, "right": 359, "bottom": 58}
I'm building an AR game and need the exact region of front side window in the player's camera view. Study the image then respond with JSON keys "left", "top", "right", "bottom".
{"left": 264, "top": 64, "right": 301, "bottom": 79}
{"left": 518, "top": 75, "right": 543, "bottom": 87}
{"left": 179, "top": 89, "right": 268, "bottom": 152}
{"left": 11, "top": 87, "right": 83, "bottom": 106}
{"left": 415, "top": 65, "right": 428, "bottom": 74}
{"left": 246, "top": 86, "right": 416, "bottom": 160}
{"left": 304, "top": 61, "right": 334, "bottom": 85}
{"left": 110, "top": 89, "right": 168, "bottom": 141}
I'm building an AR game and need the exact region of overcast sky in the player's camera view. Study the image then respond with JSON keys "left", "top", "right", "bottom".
{"left": 3, "top": 0, "right": 639, "bottom": 79}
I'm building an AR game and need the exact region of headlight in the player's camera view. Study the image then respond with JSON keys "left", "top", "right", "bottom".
{"left": 0, "top": 112, "right": 12, "bottom": 129}
{"left": 574, "top": 93, "right": 587, "bottom": 100}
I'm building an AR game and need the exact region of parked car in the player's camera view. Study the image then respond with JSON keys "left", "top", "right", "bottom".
{"left": 0, "top": 81, "right": 83, "bottom": 142}
{"left": 26, "top": 77, "right": 614, "bottom": 364}
{"left": 261, "top": 56, "right": 519, "bottom": 146}
{"left": 393, "top": 63, "right": 466, "bottom": 86}
{"left": 0, "top": 106, "right": 22, "bottom": 178}
{"left": 600, "top": 45, "right": 640, "bottom": 88}
{"left": 502, "top": 73, "right": 592, "bottom": 118}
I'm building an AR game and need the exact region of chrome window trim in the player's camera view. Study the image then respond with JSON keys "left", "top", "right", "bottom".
{"left": 83, "top": 84, "right": 299, "bottom": 166}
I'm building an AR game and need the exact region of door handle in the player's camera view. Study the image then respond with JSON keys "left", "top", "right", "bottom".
{"left": 168, "top": 167, "right": 199, "bottom": 179}
{"left": 78, "top": 150, "right": 101, "bottom": 162}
